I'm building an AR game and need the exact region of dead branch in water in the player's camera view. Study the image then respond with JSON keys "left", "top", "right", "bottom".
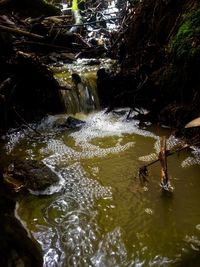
{"left": 159, "top": 136, "right": 169, "bottom": 190}
{"left": 137, "top": 140, "right": 195, "bottom": 184}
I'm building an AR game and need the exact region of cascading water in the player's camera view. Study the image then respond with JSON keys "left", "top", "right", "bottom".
{"left": 51, "top": 58, "right": 118, "bottom": 114}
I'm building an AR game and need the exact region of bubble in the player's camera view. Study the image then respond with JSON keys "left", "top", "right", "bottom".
{"left": 144, "top": 208, "right": 153, "bottom": 215}
{"left": 5, "top": 129, "right": 26, "bottom": 154}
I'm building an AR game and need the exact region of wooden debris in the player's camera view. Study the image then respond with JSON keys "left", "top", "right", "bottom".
{"left": 136, "top": 138, "right": 199, "bottom": 191}
{"left": 138, "top": 165, "right": 149, "bottom": 184}
{"left": 185, "top": 117, "right": 200, "bottom": 128}
{"left": 159, "top": 136, "right": 169, "bottom": 190}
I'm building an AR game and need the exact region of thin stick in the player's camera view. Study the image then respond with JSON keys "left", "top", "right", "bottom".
{"left": 13, "top": 107, "right": 42, "bottom": 136}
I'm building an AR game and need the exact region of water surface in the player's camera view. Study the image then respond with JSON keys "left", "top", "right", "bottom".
{"left": 2, "top": 110, "right": 200, "bottom": 266}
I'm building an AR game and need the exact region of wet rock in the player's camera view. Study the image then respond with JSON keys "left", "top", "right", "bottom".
{"left": 0, "top": 188, "right": 43, "bottom": 266}
{"left": 0, "top": 211, "right": 43, "bottom": 267}
{"left": 55, "top": 116, "right": 86, "bottom": 129}
{"left": 3, "top": 159, "right": 59, "bottom": 192}
{"left": 65, "top": 116, "right": 86, "bottom": 129}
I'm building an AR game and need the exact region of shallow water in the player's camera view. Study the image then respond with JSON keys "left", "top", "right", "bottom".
{"left": 1, "top": 110, "right": 200, "bottom": 267}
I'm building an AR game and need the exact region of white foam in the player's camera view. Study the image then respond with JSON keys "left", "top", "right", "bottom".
{"left": 181, "top": 146, "right": 200, "bottom": 167}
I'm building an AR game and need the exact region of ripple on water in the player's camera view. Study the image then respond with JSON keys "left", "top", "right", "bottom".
{"left": 32, "top": 162, "right": 113, "bottom": 266}
{"left": 90, "top": 227, "right": 128, "bottom": 267}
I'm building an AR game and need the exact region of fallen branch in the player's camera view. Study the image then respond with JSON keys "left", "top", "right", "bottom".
{"left": 0, "top": 24, "right": 44, "bottom": 40}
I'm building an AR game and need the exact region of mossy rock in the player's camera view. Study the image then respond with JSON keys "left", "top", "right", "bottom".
{"left": 171, "top": 8, "right": 200, "bottom": 64}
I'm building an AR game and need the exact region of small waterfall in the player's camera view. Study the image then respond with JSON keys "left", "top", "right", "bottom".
{"left": 54, "top": 68, "right": 100, "bottom": 114}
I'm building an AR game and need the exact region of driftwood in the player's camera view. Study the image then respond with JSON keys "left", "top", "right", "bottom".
{"left": 0, "top": 24, "right": 44, "bottom": 40}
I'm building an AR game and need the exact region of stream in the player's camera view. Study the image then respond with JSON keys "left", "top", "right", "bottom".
{"left": 1, "top": 60, "right": 200, "bottom": 267}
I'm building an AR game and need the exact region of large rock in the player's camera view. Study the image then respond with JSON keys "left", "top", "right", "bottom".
{"left": 3, "top": 159, "right": 59, "bottom": 192}
{"left": 0, "top": 189, "right": 43, "bottom": 266}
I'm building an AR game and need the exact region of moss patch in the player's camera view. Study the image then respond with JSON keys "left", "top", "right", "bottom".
{"left": 171, "top": 8, "right": 200, "bottom": 64}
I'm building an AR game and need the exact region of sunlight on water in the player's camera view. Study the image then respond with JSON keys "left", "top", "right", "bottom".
{"left": 2, "top": 110, "right": 200, "bottom": 267}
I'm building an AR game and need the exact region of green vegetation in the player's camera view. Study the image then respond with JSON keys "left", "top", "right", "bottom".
{"left": 172, "top": 8, "right": 200, "bottom": 64}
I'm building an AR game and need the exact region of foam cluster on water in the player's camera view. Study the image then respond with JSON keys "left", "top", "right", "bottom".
{"left": 181, "top": 146, "right": 200, "bottom": 167}
{"left": 154, "top": 135, "right": 181, "bottom": 154}
{"left": 139, "top": 135, "right": 182, "bottom": 163}
{"left": 43, "top": 138, "right": 134, "bottom": 167}
{"left": 60, "top": 162, "right": 112, "bottom": 207}
{"left": 70, "top": 111, "right": 156, "bottom": 144}
{"left": 41, "top": 110, "right": 160, "bottom": 166}
{"left": 139, "top": 153, "right": 158, "bottom": 162}
{"left": 5, "top": 128, "right": 26, "bottom": 154}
